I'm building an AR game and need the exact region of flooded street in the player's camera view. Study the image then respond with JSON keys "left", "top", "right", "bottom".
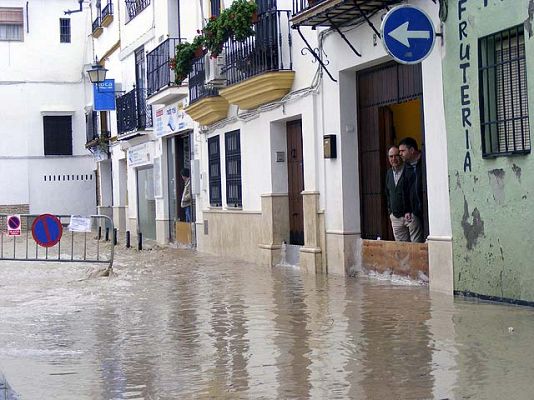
{"left": 1, "top": 247, "right": 534, "bottom": 399}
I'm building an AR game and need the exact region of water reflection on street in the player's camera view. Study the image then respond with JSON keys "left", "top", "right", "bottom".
{"left": 1, "top": 247, "right": 534, "bottom": 399}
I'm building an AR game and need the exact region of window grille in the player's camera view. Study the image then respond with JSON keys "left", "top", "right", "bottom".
{"left": 43, "top": 116, "right": 72, "bottom": 156}
{"left": 86, "top": 110, "right": 98, "bottom": 143}
{"left": 0, "top": 7, "right": 23, "bottom": 41}
{"left": 208, "top": 136, "right": 222, "bottom": 207}
{"left": 60, "top": 18, "right": 71, "bottom": 43}
{"left": 479, "top": 25, "right": 530, "bottom": 157}
{"left": 225, "top": 130, "right": 242, "bottom": 208}
{"left": 125, "top": 0, "right": 150, "bottom": 23}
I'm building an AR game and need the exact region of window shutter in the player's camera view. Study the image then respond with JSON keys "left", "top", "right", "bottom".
{"left": 0, "top": 8, "right": 23, "bottom": 24}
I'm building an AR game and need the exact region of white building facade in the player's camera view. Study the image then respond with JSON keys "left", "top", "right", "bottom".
{"left": 0, "top": 0, "right": 96, "bottom": 216}
{"left": 88, "top": 0, "right": 453, "bottom": 294}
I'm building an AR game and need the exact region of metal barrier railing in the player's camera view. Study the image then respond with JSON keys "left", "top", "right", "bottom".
{"left": 0, "top": 214, "right": 114, "bottom": 270}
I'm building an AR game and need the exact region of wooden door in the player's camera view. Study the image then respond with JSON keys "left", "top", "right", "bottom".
{"left": 357, "top": 62, "right": 423, "bottom": 240}
{"left": 287, "top": 120, "right": 304, "bottom": 245}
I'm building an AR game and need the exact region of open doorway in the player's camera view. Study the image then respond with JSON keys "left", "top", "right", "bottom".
{"left": 167, "top": 132, "right": 194, "bottom": 244}
{"left": 357, "top": 62, "right": 428, "bottom": 241}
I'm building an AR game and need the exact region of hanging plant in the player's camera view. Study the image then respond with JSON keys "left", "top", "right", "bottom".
{"left": 226, "top": 0, "right": 257, "bottom": 42}
{"left": 171, "top": 0, "right": 258, "bottom": 80}
{"left": 171, "top": 36, "right": 206, "bottom": 85}
{"left": 202, "top": 15, "right": 231, "bottom": 57}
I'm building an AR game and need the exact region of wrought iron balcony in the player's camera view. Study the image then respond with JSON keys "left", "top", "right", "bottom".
{"left": 116, "top": 88, "right": 153, "bottom": 135}
{"left": 291, "top": 0, "right": 402, "bottom": 28}
{"left": 125, "top": 0, "right": 150, "bottom": 23}
{"left": 188, "top": 9, "right": 293, "bottom": 106}
{"left": 188, "top": 55, "right": 220, "bottom": 105}
{"left": 92, "top": 16, "right": 100, "bottom": 32}
{"left": 147, "top": 38, "right": 184, "bottom": 97}
{"left": 92, "top": 16, "right": 103, "bottom": 39}
{"left": 101, "top": 1, "right": 114, "bottom": 26}
{"left": 223, "top": 9, "right": 293, "bottom": 86}
{"left": 292, "top": 0, "right": 326, "bottom": 17}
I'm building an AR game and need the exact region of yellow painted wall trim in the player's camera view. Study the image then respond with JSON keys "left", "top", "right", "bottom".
{"left": 185, "top": 95, "right": 229, "bottom": 126}
{"left": 92, "top": 26, "right": 103, "bottom": 38}
{"left": 219, "top": 71, "right": 295, "bottom": 110}
{"left": 101, "top": 14, "right": 113, "bottom": 27}
{"left": 100, "top": 41, "right": 121, "bottom": 66}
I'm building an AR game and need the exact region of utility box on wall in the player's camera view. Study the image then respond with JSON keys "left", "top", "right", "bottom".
{"left": 323, "top": 134, "right": 337, "bottom": 159}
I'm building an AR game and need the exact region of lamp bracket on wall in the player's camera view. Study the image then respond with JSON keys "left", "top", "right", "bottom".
{"left": 296, "top": 26, "right": 337, "bottom": 83}
{"left": 64, "top": 0, "right": 84, "bottom": 15}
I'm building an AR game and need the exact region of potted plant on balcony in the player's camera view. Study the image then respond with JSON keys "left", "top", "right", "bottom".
{"left": 171, "top": 0, "right": 258, "bottom": 80}
{"left": 202, "top": 16, "right": 230, "bottom": 57}
{"left": 202, "top": 0, "right": 257, "bottom": 56}
{"left": 227, "top": 0, "right": 257, "bottom": 41}
{"left": 170, "top": 36, "right": 206, "bottom": 85}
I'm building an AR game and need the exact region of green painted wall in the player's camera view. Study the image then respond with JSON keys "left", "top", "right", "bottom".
{"left": 443, "top": 0, "right": 534, "bottom": 302}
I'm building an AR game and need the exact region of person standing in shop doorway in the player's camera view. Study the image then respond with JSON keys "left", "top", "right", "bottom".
{"left": 398, "top": 137, "right": 424, "bottom": 243}
{"left": 385, "top": 145, "right": 411, "bottom": 241}
{"left": 180, "top": 168, "right": 192, "bottom": 222}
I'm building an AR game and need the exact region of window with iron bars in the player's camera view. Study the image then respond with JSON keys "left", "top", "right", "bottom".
{"left": 125, "top": 0, "right": 150, "bottom": 23}
{"left": 60, "top": 18, "right": 71, "bottom": 43}
{"left": 225, "top": 130, "right": 242, "bottom": 208}
{"left": 208, "top": 136, "right": 222, "bottom": 207}
{"left": 479, "top": 25, "right": 530, "bottom": 157}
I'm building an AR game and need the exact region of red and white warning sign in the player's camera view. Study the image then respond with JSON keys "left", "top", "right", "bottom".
{"left": 7, "top": 215, "right": 21, "bottom": 236}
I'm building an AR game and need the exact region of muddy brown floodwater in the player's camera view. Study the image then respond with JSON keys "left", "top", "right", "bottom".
{"left": 1, "top": 246, "right": 534, "bottom": 399}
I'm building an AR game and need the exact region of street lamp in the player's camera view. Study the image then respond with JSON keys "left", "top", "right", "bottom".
{"left": 87, "top": 61, "right": 108, "bottom": 84}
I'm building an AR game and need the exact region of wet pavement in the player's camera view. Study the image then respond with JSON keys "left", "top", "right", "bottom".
{"left": 0, "top": 246, "right": 534, "bottom": 399}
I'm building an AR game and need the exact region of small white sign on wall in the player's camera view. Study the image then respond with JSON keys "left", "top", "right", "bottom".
{"left": 127, "top": 143, "right": 151, "bottom": 167}
{"left": 154, "top": 102, "right": 194, "bottom": 138}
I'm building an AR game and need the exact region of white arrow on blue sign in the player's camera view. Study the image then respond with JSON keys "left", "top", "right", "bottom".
{"left": 381, "top": 5, "right": 436, "bottom": 65}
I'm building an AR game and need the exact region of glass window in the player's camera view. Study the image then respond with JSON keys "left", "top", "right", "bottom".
{"left": 60, "top": 18, "right": 71, "bottom": 43}
{"left": 0, "top": 8, "right": 23, "bottom": 41}
{"left": 125, "top": 0, "right": 151, "bottom": 23}
{"left": 225, "top": 130, "right": 242, "bottom": 207}
{"left": 208, "top": 136, "right": 222, "bottom": 207}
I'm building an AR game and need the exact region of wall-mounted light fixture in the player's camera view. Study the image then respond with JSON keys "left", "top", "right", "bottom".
{"left": 87, "top": 60, "right": 108, "bottom": 84}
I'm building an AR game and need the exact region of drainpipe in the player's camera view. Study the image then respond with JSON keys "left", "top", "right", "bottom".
{"left": 177, "top": 0, "right": 181, "bottom": 39}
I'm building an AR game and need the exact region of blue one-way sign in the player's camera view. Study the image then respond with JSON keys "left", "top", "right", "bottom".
{"left": 381, "top": 5, "right": 436, "bottom": 64}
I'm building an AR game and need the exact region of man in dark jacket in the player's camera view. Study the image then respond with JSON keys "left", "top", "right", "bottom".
{"left": 385, "top": 145, "right": 410, "bottom": 241}
{"left": 398, "top": 137, "right": 424, "bottom": 243}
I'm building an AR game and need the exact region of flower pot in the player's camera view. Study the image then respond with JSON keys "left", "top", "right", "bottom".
{"left": 194, "top": 46, "right": 205, "bottom": 58}
{"left": 251, "top": 10, "right": 258, "bottom": 24}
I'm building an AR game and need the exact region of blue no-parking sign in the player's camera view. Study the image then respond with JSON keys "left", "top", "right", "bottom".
{"left": 32, "top": 214, "right": 63, "bottom": 248}
{"left": 381, "top": 5, "right": 436, "bottom": 64}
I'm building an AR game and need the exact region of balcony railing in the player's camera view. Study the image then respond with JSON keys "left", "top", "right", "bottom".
{"left": 92, "top": 16, "right": 101, "bottom": 32}
{"left": 292, "top": 0, "right": 325, "bottom": 16}
{"left": 223, "top": 9, "right": 293, "bottom": 86}
{"left": 188, "top": 56, "right": 220, "bottom": 104}
{"left": 125, "top": 0, "right": 150, "bottom": 23}
{"left": 147, "top": 38, "right": 184, "bottom": 97}
{"left": 116, "top": 88, "right": 153, "bottom": 135}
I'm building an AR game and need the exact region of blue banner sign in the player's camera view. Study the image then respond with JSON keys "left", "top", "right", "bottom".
{"left": 93, "top": 79, "right": 116, "bottom": 111}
